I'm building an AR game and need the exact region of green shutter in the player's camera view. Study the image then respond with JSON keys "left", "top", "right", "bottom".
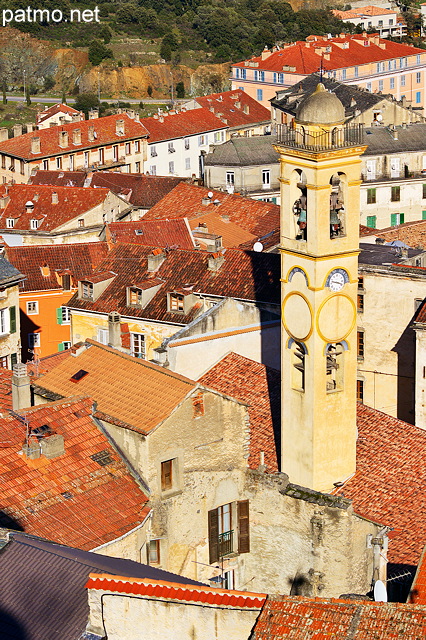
{"left": 10, "top": 353, "right": 17, "bottom": 367}
{"left": 422, "top": 211, "right": 426, "bottom": 220}
{"left": 9, "top": 306, "right": 16, "bottom": 334}
{"left": 58, "top": 342, "right": 64, "bottom": 352}
{"left": 366, "top": 215, "right": 376, "bottom": 229}
{"left": 272, "top": 197, "right": 277, "bottom": 204}
{"left": 56, "top": 307, "right": 63, "bottom": 325}
{"left": 391, "top": 213, "right": 397, "bottom": 226}
{"left": 400, "top": 213, "right": 405, "bottom": 224}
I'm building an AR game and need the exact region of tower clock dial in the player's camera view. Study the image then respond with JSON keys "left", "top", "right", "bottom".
{"left": 326, "top": 268, "right": 349, "bottom": 292}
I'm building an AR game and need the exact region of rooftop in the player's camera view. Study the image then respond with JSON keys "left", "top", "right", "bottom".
{"left": 362, "top": 123, "right": 426, "bottom": 155}
{"left": 204, "top": 135, "right": 279, "bottom": 167}
{"left": 233, "top": 34, "right": 424, "bottom": 74}
{"left": 252, "top": 595, "right": 426, "bottom": 639}
{"left": 333, "top": 5, "right": 398, "bottom": 19}
{"left": 104, "top": 219, "right": 196, "bottom": 250}
{"left": 358, "top": 242, "right": 424, "bottom": 266}
{"left": 199, "top": 353, "right": 280, "bottom": 472}
{"left": 36, "top": 102, "right": 80, "bottom": 125}
{"left": 0, "top": 253, "right": 25, "bottom": 287}
{"left": 362, "top": 219, "right": 426, "bottom": 250}
{"left": 194, "top": 89, "right": 270, "bottom": 128}
{"left": 141, "top": 107, "right": 227, "bottom": 143}
{"left": 0, "top": 113, "right": 148, "bottom": 160}
{"left": 0, "top": 395, "right": 149, "bottom": 550}
{"left": 33, "top": 340, "right": 197, "bottom": 435}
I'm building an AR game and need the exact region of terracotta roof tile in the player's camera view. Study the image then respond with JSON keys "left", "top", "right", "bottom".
{"left": 106, "top": 219, "right": 196, "bottom": 250}
{"left": 234, "top": 34, "right": 424, "bottom": 74}
{"left": 0, "top": 369, "right": 13, "bottom": 410}
{"left": 0, "top": 396, "right": 149, "bottom": 550}
{"left": 252, "top": 595, "right": 426, "bottom": 639}
{"left": 409, "top": 546, "right": 426, "bottom": 603}
{"left": 5, "top": 242, "right": 109, "bottom": 291}
{"left": 0, "top": 113, "right": 148, "bottom": 160}
{"left": 145, "top": 182, "right": 280, "bottom": 240}
{"left": 199, "top": 353, "right": 279, "bottom": 472}
{"left": 195, "top": 90, "right": 270, "bottom": 128}
{"left": 370, "top": 218, "right": 426, "bottom": 250}
{"left": 141, "top": 108, "right": 227, "bottom": 143}
{"left": 33, "top": 340, "right": 196, "bottom": 434}
{"left": 0, "top": 184, "right": 112, "bottom": 232}
{"left": 37, "top": 103, "right": 80, "bottom": 125}
{"left": 66, "top": 244, "right": 280, "bottom": 324}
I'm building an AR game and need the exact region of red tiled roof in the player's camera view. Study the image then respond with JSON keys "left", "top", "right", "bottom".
{"left": 252, "top": 595, "right": 426, "bottom": 639}
{"left": 66, "top": 244, "right": 281, "bottom": 325}
{"left": 141, "top": 108, "right": 227, "bottom": 143}
{"left": 0, "top": 396, "right": 149, "bottom": 550}
{"left": 106, "top": 219, "right": 196, "bottom": 250}
{"left": 0, "top": 113, "right": 148, "bottom": 160}
{"left": 415, "top": 298, "right": 426, "bottom": 323}
{"left": 0, "top": 369, "right": 13, "bottom": 410}
{"left": 334, "top": 403, "right": 426, "bottom": 566}
{"left": 334, "top": 5, "right": 397, "bottom": 18}
{"left": 370, "top": 218, "right": 426, "bottom": 249}
{"left": 195, "top": 90, "right": 270, "bottom": 128}
{"left": 28, "top": 349, "right": 73, "bottom": 376}
{"left": 359, "top": 224, "right": 377, "bottom": 236}
{"left": 5, "top": 242, "right": 109, "bottom": 291}
{"left": 29, "top": 170, "right": 87, "bottom": 187}
{"left": 199, "top": 353, "right": 279, "bottom": 472}
{"left": 37, "top": 103, "right": 80, "bottom": 125}
{"left": 409, "top": 546, "right": 426, "bottom": 604}
{"left": 87, "top": 573, "right": 266, "bottom": 607}
{"left": 233, "top": 34, "right": 424, "bottom": 73}
{"left": 145, "top": 183, "right": 280, "bottom": 240}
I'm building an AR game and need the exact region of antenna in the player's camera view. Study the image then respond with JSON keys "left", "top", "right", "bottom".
{"left": 373, "top": 580, "right": 387, "bottom": 602}
{"left": 207, "top": 191, "right": 214, "bottom": 199}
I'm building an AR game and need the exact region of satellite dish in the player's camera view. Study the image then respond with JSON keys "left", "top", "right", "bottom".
{"left": 207, "top": 191, "right": 214, "bottom": 199}
{"left": 253, "top": 241, "right": 264, "bottom": 252}
{"left": 374, "top": 580, "right": 387, "bottom": 602}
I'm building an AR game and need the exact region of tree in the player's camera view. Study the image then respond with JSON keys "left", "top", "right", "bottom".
{"left": 2, "top": 83, "right": 6, "bottom": 105}
{"left": 25, "top": 85, "right": 31, "bottom": 106}
{"left": 160, "top": 38, "right": 173, "bottom": 62}
{"left": 88, "top": 40, "right": 113, "bottom": 66}
{"left": 176, "top": 81, "right": 185, "bottom": 98}
{"left": 74, "top": 93, "right": 99, "bottom": 117}
{"left": 147, "top": 85, "right": 153, "bottom": 97}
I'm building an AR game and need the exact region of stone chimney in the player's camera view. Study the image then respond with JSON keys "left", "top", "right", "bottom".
{"left": 72, "top": 128, "right": 81, "bottom": 145}
{"left": 41, "top": 434, "right": 65, "bottom": 458}
{"left": 108, "top": 311, "right": 121, "bottom": 348}
{"left": 13, "top": 125, "right": 22, "bottom": 138}
{"left": 59, "top": 130, "right": 69, "bottom": 148}
{"left": 88, "top": 125, "right": 95, "bottom": 142}
{"left": 261, "top": 46, "right": 272, "bottom": 60}
{"left": 116, "top": 119, "right": 125, "bottom": 135}
{"left": 26, "top": 124, "right": 35, "bottom": 133}
{"left": 207, "top": 251, "right": 225, "bottom": 271}
{"left": 12, "top": 363, "right": 31, "bottom": 411}
{"left": 31, "top": 137, "right": 40, "bottom": 154}
{"left": 88, "top": 109, "right": 99, "bottom": 120}
{"left": 0, "top": 128, "right": 8, "bottom": 142}
{"left": 147, "top": 248, "right": 166, "bottom": 272}
{"left": 0, "top": 195, "right": 10, "bottom": 208}
{"left": 51, "top": 191, "right": 58, "bottom": 204}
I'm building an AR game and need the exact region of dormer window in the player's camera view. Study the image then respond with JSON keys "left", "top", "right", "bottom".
{"left": 30, "top": 219, "right": 39, "bottom": 230}
{"left": 6, "top": 218, "right": 14, "bottom": 228}
{"left": 169, "top": 292, "right": 184, "bottom": 312}
{"left": 129, "top": 287, "right": 143, "bottom": 306}
{"left": 82, "top": 281, "right": 94, "bottom": 299}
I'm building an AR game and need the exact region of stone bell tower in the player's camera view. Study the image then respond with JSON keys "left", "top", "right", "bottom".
{"left": 274, "top": 84, "right": 367, "bottom": 492}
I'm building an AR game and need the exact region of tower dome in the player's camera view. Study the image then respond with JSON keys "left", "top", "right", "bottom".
{"left": 295, "top": 83, "right": 345, "bottom": 126}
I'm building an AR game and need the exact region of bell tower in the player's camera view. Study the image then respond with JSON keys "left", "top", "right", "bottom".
{"left": 274, "top": 84, "right": 367, "bottom": 492}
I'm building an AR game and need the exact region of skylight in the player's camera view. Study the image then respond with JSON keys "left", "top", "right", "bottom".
{"left": 70, "top": 369, "right": 88, "bottom": 382}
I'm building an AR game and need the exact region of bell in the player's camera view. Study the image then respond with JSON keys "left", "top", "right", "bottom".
{"left": 330, "top": 210, "right": 340, "bottom": 225}
{"left": 299, "top": 209, "right": 307, "bottom": 223}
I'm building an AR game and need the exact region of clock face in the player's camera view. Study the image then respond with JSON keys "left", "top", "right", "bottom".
{"left": 329, "top": 271, "right": 345, "bottom": 292}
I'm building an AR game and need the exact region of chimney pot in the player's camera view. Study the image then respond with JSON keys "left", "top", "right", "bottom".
{"left": 31, "top": 137, "right": 41, "bottom": 154}
{"left": 12, "top": 363, "right": 31, "bottom": 411}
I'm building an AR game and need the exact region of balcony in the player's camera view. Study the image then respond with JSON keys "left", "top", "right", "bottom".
{"left": 218, "top": 530, "right": 233, "bottom": 557}
{"left": 276, "top": 123, "right": 364, "bottom": 151}
{"left": 361, "top": 171, "right": 426, "bottom": 183}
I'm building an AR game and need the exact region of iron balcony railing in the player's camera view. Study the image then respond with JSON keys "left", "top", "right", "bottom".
{"left": 218, "top": 530, "right": 233, "bottom": 557}
{"left": 276, "top": 123, "right": 364, "bottom": 151}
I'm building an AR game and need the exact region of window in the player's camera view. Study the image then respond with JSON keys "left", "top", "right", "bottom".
{"left": 129, "top": 287, "right": 143, "bottom": 306}
{"left": 400, "top": 57, "right": 407, "bottom": 68}
{"left": 147, "top": 540, "right": 160, "bottom": 565}
{"left": 81, "top": 281, "right": 93, "bottom": 299}
{"left": 366, "top": 215, "right": 376, "bottom": 228}
{"left": 135, "top": 140, "right": 140, "bottom": 153}
{"left": 150, "top": 145, "right": 157, "bottom": 157}
{"left": 378, "top": 19, "right": 383, "bottom": 27}
{"left": 56, "top": 306, "right": 70, "bottom": 325}
{"left": 391, "top": 185, "right": 400, "bottom": 202}
{"left": 378, "top": 80, "right": 383, "bottom": 92}
{"left": 226, "top": 171, "right": 235, "bottom": 186}
{"left": 354, "top": 66, "right": 359, "bottom": 78}
{"left": 401, "top": 75, "right": 406, "bottom": 87}
{"left": 97, "top": 328, "right": 108, "bottom": 345}
{"left": 390, "top": 77, "right": 395, "bottom": 90}
{"left": 292, "top": 341, "right": 305, "bottom": 391}
{"left": 236, "top": 68, "right": 240, "bottom": 79}
{"left": 168, "top": 142, "right": 175, "bottom": 153}
{"left": 356, "top": 379, "right": 364, "bottom": 403}
{"left": 113, "top": 145, "right": 118, "bottom": 162}
{"left": 417, "top": 72, "right": 422, "bottom": 84}
{"left": 390, "top": 213, "right": 404, "bottom": 226}
{"left": 418, "top": 54, "right": 422, "bottom": 65}
{"left": 367, "top": 188, "right": 376, "bottom": 204}
{"left": 185, "top": 158, "right": 191, "bottom": 170}
{"left": 43, "top": 160, "right": 48, "bottom": 170}
{"left": 198, "top": 135, "right": 207, "bottom": 146}
{"left": 0, "top": 356, "right": 7, "bottom": 368}
{"left": 415, "top": 298, "right": 424, "bottom": 312}
{"left": 56, "top": 157, "right": 62, "bottom": 170}
{"left": 6, "top": 219, "right": 14, "bottom": 228}
{"left": 416, "top": 91, "right": 421, "bottom": 104}
{"left": 262, "top": 169, "right": 270, "bottom": 188}
{"left": 168, "top": 161, "right": 175, "bottom": 174}
{"left": 257, "top": 89, "right": 263, "bottom": 102}
{"left": 184, "top": 137, "right": 190, "bottom": 150}
{"left": 28, "top": 333, "right": 40, "bottom": 349}
{"left": 58, "top": 341, "right": 71, "bottom": 351}
{"left": 341, "top": 69, "right": 346, "bottom": 80}
{"left": 169, "top": 293, "right": 184, "bottom": 312}
{"left": 423, "top": 184, "right": 426, "bottom": 199}
{"left": 0, "top": 155, "right": 4, "bottom": 169}
{"left": 30, "top": 219, "right": 39, "bottom": 230}
{"left": 241, "top": 69, "right": 246, "bottom": 80}
{"left": 26, "top": 301, "right": 38, "bottom": 315}
{"left": 161, "top": 458, "right": 175, "bottom": 491}
{"left": 150, "top": 165, "right": 156, "bottom": 175}
{"left": 357, "top": 331, "right": 364, "bottom": 359}
{"left": 0, "top": 308, "right": 10, "bottom": 335}
{"left": 78, "top": 218, "right": 84, "bottom": 228}
{"left": 357, "top": 293, "right": 364, "bottom": 313}
{"left": 125, "top": 142, "right": 130, "bottom": 155}
{"left": 20, "top": 160, "right": 24, "bottom": 175}
{"left": 131, "top": 332, "right": 145, "bottom": 359}
{"left": 326, "top": 343, "right": 344, "bottom": 392}
{"left": 135, "top": 161, "right": 140, "bottom": 172}
{"left": 208, "top": 500, "right": 249, "bottom": 564}
{"left": 366, "top": 83, "right": 372, "bottom": 92}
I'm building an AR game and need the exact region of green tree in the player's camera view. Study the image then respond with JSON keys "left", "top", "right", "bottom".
{"left": 147, "top": 85, "right": 153, "bottom": 97}
{"left": 88, "top": 40, "right": 113, "bottom": 66}
{"left": 160, "top": 38, "right": 173, "bottom": 62}
{"left": 176, "top": 81, "right": 185, "bottom": 98}
{"left": 74, "top": 93, "right": 99, "bottom": 117}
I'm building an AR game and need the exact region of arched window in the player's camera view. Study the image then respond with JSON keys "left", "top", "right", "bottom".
{"left": 329, "top": 173, "right": 346, "bottom": 239}
{"left": 292, "top": 169, "right": 308, "bottom": 241}
{"left": 326, "top": 343, "right": 344, "bottom": 392}
{"left": 291, "top": 340, "right": 307, "bottom": 391}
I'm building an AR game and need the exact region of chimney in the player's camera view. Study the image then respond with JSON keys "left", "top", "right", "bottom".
{"left": 108, "top": 311, "right": 121, "bottom": 348}
{"left": 401, "top": 247, "right": 408, "bottom": 258}
{"left": 25, "top": 200, "right": 34, "bottom": 213}
{"left": 88, "top": 109, "right": 99, "bottom": 120}
{"left": 207, "top": 251, "right": 225, "bottom": 271}
{"left": 13, "top": 125, "right": 22, "bottom": 138}
{"left": 71, "top": 114, "right": 80, "bottom": 122}
{"left": 135, "top": 113, "right": 140, "bottom": 122}
{"left": 88, "top": 125, "right": 95, "bottom": 142}
{"left": 147, "top": 248, "right": 166, "bottom": 272}
{"left": 51, "top": 191, "right": 58, "bottom": 204}
{"left": 41, "top": 434, "right": 65, "bottom": 458}
{"left": 127, "top": 109, "right": 135, "bottom": 119}
{"left": 59, "top": 130, "right": 69, "bottom": 148}
{"left": 26, "top": 124, "right": 35, "bottom": 133}
{"left": 72, "top": 128, "right": 81, "bottom": 145}
{"left": 0, "top": 195, "right": 10, "bottom": 208}
{"left": 159, "top": 115, "right": 164, "bottom": 123}
{"left": 116, "top": 119, "right": 125, "bottom": 135}
{"left": 31, "top": 137, "right": 40, "bottom": 154}
{"left": 261, "top": 46, "right": 272, "bottom": 60}
{"left": 11, "top": 363, "right": 31, "bottom": 411}
{"left": 0, "top": 128, "right": 8, "bottom": 142}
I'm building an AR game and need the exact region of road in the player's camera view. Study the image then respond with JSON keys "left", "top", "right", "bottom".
{"left": 5, "top": 95, "right": 187, "bottom": 105}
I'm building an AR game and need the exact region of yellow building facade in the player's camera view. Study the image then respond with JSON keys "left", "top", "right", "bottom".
{"left": 275, "top": 84, "right": 367, "bottom": 492}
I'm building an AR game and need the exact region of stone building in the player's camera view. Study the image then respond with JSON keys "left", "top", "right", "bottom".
{"left": 0, "top": 254, "right": 25, "bottom": 369}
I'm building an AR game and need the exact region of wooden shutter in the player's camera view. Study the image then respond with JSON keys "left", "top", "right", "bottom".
{"left": 238, "top": 500, "right": 250, "bottom": 554}
{"left": 9, "top": 306, "right": 16, "bottom": 334}
{"left": 10, "top": 353, "right": 17, "bottom": 367}
{"left": 56, "top": 308, "right": 63, "bottom": 325}
{"left": 208, "top": 508, "right": 219, "bottom": 565}
{"left": 161, "top": 460, "right": 172, "bottom": 491}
